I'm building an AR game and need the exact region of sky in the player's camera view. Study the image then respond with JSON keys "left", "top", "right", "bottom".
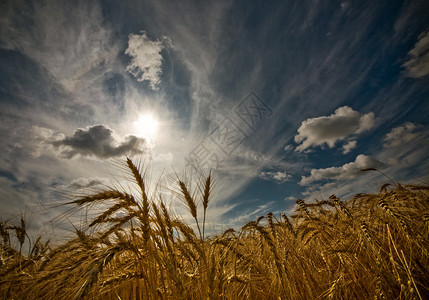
{"left": 1, "top": 0, "right": 429, "bottom": 237}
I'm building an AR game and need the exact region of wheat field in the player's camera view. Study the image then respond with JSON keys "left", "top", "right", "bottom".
{"left": 1, "top": 158, "right": 428, "bottom": 299}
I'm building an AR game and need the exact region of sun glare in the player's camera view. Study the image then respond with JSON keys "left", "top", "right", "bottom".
{"left": 133, "top": 114, "right": 159, "bottom": 139}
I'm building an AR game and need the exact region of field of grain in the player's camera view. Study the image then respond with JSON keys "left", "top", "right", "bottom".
{"left": 1, "top": 158, "right": 428, "bottom": 299}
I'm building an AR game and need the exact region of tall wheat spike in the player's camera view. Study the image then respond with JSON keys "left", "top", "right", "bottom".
{"left": 1, "top": 158, "right": 428, "bottom": 299}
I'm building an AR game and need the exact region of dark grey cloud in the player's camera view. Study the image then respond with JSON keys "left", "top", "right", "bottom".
{"left": 51, "top": 125, "right": 146, "bottom": 159}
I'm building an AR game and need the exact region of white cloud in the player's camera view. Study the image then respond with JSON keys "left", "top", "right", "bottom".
{"left": 403, "top": 31, "right": 429, "bottom": 78}
{"left": 125, "top": 31, "right": 170, "bottom": 90}
{"left": 383, "top": 122, "right": 420, "bottom": 148}
{"left": 342, "top": 140, "right": 357, "bottom": 154}
{"left": 284, "top": 144, "right": 294, "bottom": 151}
{"left": 300, "top": 154, "right": 385, "bottom": 185}
{"left": 356, "top": 112, "right": 376, "bottom": 133}
{"left": 294, "top": 106, "right": 375, "bottom": 152}
{"left": 259, "top": 170, "right": 291, "bottom": 184}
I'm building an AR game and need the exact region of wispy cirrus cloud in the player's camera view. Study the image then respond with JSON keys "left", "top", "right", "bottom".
{"left": 0, "top": 0, "right": 119, "bottom": 89}
{"left": 294, "top": 106, "right": 375, "bottom": 152}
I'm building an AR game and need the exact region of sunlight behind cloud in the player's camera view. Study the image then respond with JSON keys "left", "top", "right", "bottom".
{"left": 133, "top": 114, "right": 159, "bottom": 140}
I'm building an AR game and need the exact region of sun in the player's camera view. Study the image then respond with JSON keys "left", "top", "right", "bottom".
{"left": 133, "top": 114, "right": 159, "bottom": 139}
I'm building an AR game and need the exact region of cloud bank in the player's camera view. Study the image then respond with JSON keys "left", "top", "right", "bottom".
{"left": 300, "top": 154, "right": 385, "bottom": 185}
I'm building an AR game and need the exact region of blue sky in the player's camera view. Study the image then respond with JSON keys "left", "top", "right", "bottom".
{"left": 1, "top": 0, "right": 428, "bottom": 236}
